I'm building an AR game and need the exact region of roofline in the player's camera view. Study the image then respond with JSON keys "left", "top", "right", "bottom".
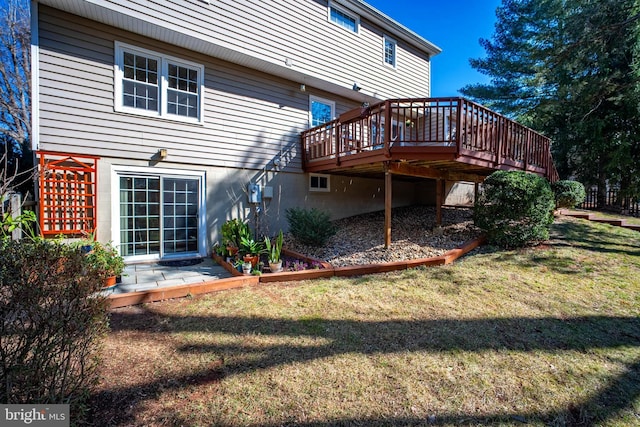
{"left": 336, "top": 0, "right": 442, "bottom": 57}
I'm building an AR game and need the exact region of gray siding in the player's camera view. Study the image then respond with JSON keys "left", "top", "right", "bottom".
{"left": 38, "top": 6, "right": 366, "bottom": 171}
{"left": 38, "top": 0, "right": 433, "bottom": 100}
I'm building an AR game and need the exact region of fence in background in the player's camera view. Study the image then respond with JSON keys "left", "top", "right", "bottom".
{"left": 580, "top": 188, "right": 640, "bottom": 217}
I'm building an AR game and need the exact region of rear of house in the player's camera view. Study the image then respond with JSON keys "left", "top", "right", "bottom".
{"left": 32, "top": 0, "right": 444, "bottom": 262}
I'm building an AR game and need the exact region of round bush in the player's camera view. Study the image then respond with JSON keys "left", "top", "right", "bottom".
{"left": 474, "top": 170, "right": 555, "bottom": 248}
{"left": 552, "top": 180, "right": 586, "bottom": 208}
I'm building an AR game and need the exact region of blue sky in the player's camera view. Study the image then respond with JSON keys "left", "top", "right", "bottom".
{"left": 366, "top": 0, "right": 502, "bottom": 96}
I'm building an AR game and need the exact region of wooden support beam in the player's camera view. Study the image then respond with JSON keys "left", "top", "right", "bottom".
{"left": 436, "top": 179, "right": 443, "bottom": 225}
{"left": 387, "top": 161, "right": 485, "bottom": 183}
{"left": 384, "top": 164, "right": 392, "bottom": 248}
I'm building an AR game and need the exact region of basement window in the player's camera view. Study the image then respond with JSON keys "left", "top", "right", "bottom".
{"left": 309, "top": 174, "right": 330, "bottom": 192}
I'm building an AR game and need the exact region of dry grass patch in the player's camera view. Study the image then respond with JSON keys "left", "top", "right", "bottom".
{"left": 91, "top": 217, "right": 640, "bottom": 426}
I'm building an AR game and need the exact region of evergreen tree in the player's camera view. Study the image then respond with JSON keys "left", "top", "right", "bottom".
{"left": 462, "top": 0, "right": 640, "bottom": 205}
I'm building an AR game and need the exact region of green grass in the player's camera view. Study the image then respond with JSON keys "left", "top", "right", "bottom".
{"left": 92, "top": 217, "right": 640, "bottom": 426}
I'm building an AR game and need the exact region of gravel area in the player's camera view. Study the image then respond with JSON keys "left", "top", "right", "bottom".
{"left": 284, "top": 206, "right": 480, "bottom": 267}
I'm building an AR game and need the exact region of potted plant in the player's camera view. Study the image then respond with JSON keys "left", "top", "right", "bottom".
{"left": 84, "top": 241, "right": 125, "bottom": 288}
{"left": 221, "top": 219, "right": 251, "bottom": 256}
{"left": 239, "top": 236, "right": 263, "bottom": 268}
{"left": 264, "top": 230, "right": 284, "bottom": 273}
{"left": 242, "top": 260, "right": 252, "bottom": 275}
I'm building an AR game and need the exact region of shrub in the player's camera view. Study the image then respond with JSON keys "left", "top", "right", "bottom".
{"left": 552, "top": 180, "right": 586, "bottom": 208}
{"left": 0, "top": 240, "right": 110, "bottom": 421}
{"left": 474, "top": 170, "right": 555, "bottom": 248}
{"left": 285, "top": 207, "right": 336, "bottom": 246}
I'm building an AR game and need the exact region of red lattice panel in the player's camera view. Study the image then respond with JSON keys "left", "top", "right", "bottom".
{"left": 37, "top": 151, "right": 99, "bottom": 236}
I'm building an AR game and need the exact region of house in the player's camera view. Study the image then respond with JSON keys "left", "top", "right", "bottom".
{"left": 31, "top": 0, "right": 556, "bottom": 262}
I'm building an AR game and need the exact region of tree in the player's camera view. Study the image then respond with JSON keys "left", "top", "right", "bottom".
{"left": 461, "top": 0, "right": 640, "bottom": 206}
{"left": 0, "top": 0, "right": 31, "bottom": 196}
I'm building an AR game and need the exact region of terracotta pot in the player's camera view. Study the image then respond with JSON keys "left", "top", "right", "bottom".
{"left": 243, "top": 254, "right": 259, "bottom": 267}
{"left": 103, "top": 275, "right": 117, "bottom": 289}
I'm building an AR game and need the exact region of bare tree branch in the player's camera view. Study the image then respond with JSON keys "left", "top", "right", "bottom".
{"left": 0, "top": 0, "right": 30, "bottom": 154}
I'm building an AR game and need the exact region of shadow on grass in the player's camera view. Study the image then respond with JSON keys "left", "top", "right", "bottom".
{"left": 551, "top": 220, "right": 640, "bottom": 256}
{"left": 91, "top": 310, "right": 640, "bottom": 425}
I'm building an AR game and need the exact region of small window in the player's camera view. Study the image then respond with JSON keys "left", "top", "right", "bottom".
{"left": 115, "top": 42, "right": 204, "bottom": 123}
{"left": 309, "top": 96, "right": 335, "bottom": 128}
{"left": 309, "top": 174, "right": 330, "bottom": 192}
{"left": 328, "top": 2, "right": 359, "bottom": 33}
{"left": 384, "top": 36, "right": 396, "bottom": 68}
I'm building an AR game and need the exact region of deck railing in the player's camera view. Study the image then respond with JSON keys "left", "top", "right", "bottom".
{"left": 301, "top": 97, "right": 558, "bottom": 181}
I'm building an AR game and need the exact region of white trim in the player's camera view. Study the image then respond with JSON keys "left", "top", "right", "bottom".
{"left": 327, "top": 1, "right": 360, "bottom": 34}
{"left": 110, "top": 165, "right": 207, "bottom": 261}
{"left": 30, "top": 1, "right": 40, "bottom": 151}
{"left": 309, "top": 95, "right": 336, "bottom": 128}
{"left": 309, "top": 173, "right": 330, "bottom": 192}
{"left": 383, "top": 34, "right": 397, "bottom": 69}
{"left": 114, "top": 41, "right": 205, "bottom": 124}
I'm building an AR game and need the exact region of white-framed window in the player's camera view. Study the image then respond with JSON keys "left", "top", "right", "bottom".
{"left": 309, "top": 96, "right": 335, "bottom": 128}
{"left": 114, "top": 42, "right": 204, "bottom": 123}
{"left": 309, "top": 173, "right": 330, "bottom": 192}
{"left": 111, "top": 166, "right": 207, "bottom": 261}
{"left": 383, "top": 35, "right": 397, "bottom": 68}
{"left": 328, "top": 2, "right": 359, "bottom": 33}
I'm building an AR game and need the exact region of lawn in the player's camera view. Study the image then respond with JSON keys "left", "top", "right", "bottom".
{"left": 91, "top": 216, "right": 640, "bottom": 426}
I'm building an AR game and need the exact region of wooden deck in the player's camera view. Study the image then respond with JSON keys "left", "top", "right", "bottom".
{"left": 301, "top": 97, "right": 558, "bottom": 248}
{"left": 302, "top": 97, "right": 558, "bottom": 183}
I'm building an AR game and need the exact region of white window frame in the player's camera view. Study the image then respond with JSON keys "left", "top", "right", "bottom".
{"left": 114, "top": 41, "right": 205, "bottom": 124}
{"left": 309, "top": 95, "right": 336, "bottom": 128}
{"left": 110, "top": 165, "right": 207, "bottom": 261}
{"left": 309, "top": 173, "right": 330, "bottom": 192}
{"left": 328, "top": 1, "right": 359, "bottom": 34}
{"left": 383, "top": 35, "right": 397, "bottom": 69}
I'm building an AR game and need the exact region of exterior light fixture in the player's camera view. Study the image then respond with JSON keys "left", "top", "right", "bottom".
{"left": 159, "top": 148, "right": 167, "bottom": 159}
{"left": 352, "top": 82, "right": 361, "bottom": 91}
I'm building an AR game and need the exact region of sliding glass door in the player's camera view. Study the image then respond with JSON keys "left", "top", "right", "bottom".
{"left": 119, "top": 175, "right": 200, "bottom": 259}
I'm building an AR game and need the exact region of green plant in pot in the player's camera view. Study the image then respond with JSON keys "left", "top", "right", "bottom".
{"left": 239, "top": 236, "right": 263, "bottom": 268}
{"left": 84, "top": 241, "right": 125, "bottom": 288}
{"left": 264, "top": 230, "right": 284, "bottom": 273}
{"left": 221, "top": 219, "right": 251, "bottom": 256}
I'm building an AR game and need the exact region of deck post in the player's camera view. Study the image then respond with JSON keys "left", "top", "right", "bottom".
{"left": 436, "top": 179, "right": 443, "bottom": 225}
{"left": 384, "top": 163, "right": 392, "bottom": 248}
{"left": 383, "top": 100, "right": 392, "bottom": 158}
{"left": 455, "top": 98, "right": 463, "bottom": 156}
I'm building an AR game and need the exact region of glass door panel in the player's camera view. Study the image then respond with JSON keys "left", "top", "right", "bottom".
{"left": 119, "top": 175, "right": 199, "bottom": 258}
{"left": 162, "top": 177, "right": 199, "bottom": 255}
{"left": 120, "top": 176, "right": 160, "bottom": 257}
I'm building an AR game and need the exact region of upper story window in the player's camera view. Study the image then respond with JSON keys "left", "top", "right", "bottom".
{"left": 328, "top": 2, "right": 359, "bottom": 33}
{"left": 309, "top": 96, "right": 335, "bottom": 128}
{"left": 384, "top": 36, "right": 397, "bottom": 68}
{"left": 115, "top": 42, "right": 204, "bottom": 123}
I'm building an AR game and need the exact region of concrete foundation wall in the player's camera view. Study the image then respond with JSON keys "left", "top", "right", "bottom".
{"left": 96, "top": 158, "right": 423, "bottom": 256}
{"left": 445, "top": 181, "right": 475, "bottom": 206}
